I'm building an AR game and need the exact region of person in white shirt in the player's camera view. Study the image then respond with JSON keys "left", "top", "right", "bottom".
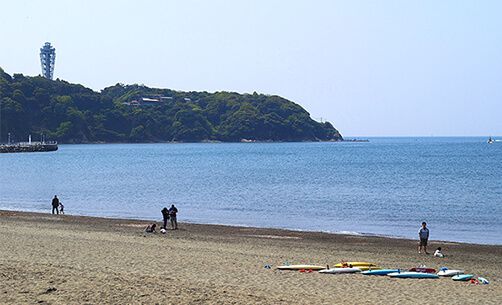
{"left": 434, "top": 247, "right": 444, "bottom": 258}
{"left": 418, "top": 222, "right": 430, "bottom": 254}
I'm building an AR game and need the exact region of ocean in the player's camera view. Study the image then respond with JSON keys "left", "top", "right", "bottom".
{"left": 1, "top": 137, "right": 501, "bottom": 244}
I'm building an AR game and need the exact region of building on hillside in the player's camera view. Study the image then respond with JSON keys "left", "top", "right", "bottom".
{"left": 140, "top": 97, "right": 162, "bottom": 106}
{"left": 122, "top": 96, "right": 173, "bottom": 106}
{"left": 40, "top": 42, "right": 56, "bottom": 80}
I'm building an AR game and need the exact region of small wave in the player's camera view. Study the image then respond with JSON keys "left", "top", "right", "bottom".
{"left": 336, "top": 230, "right": 363, "bottom": 236}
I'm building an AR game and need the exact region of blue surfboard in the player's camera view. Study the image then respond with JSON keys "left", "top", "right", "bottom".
{"left": 452, "top": 274, "right": 474, "bottom": 281}
{"left": 361, "top": 269, "right": 400, "bottom": 276}
{"left": 389, "top": 271, "right": 439, "bottom": 279}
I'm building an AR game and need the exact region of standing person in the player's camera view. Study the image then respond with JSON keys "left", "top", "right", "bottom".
{"left": 169, "top": 204, "right": 178, "bottom": 230}
{"left": 418, "top": 222, "right": 430, "bottom": 254}
{"left": 161, "top": 207, "right": 170, "bottom": 230}
{"left": 51, "top": 195, "right": 59, "bottom": 215}
{"left": 59, "top": 202, "right": 65, "bottom": 215}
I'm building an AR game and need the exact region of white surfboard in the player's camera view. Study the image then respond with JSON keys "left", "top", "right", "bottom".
{"left": 389, "top": 271, "right": 439, "bottom": 279}
{"left": 319, "top": 267, "right": 362, "bottom": 274}
{"left": 437, "top": 269, "right": 464, "bottom": 277}
{"left": 277, "top": 264, "right": 326, "bottom": 271}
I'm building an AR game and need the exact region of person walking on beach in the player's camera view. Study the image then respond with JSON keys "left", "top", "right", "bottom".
{"left": 169, "top": 204, "right": 178, "bottom": 230}
{"left": 161, "top": 207, "right": 170, "bottom": 230}
{"left": 418, "top": 222, "right": 430, "bottom": 254}
{"left": 51, "top": 195, "right": 60, "bottom": 215}
{"left": 59, "top": 202, "right": 65, "bottom": 214}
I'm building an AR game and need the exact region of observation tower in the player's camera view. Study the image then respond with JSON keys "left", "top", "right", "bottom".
{"left": 40, "top": 42, "right": 56, "bottom": 79}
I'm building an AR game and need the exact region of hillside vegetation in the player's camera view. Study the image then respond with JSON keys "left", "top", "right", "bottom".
{"left": 0, "top": 68, "right": 342, "bottom": 143}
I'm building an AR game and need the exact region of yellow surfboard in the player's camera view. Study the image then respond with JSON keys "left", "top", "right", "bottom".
{"left": 356, "top": 266, "right": 381, "bottom": 271}
{"left": 334, "top": 262, "right": 377, "bottom": 268}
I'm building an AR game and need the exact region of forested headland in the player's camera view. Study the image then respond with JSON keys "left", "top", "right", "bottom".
{"left": 0, "top": 68, "right": 342, "bottom": 143}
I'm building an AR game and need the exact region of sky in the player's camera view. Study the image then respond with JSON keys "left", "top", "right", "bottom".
{"left": 1, "top": 0, "right": 501, "bottom": 136}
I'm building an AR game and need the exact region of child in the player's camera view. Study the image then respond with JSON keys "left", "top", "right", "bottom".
{"left": 59, "top": 202, "right": 65, "bottom": 214}
{"left": 434, "top": 247, "right": 444, "bottom": 258}
{"left": 144, "top": 223, "right": 157, "bottom": 233}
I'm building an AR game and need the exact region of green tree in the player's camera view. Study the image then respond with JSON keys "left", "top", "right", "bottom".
{"left": 0, "top": 67, "right": 343, "bottom": 143}
{"left": 55, "top": 121, "right": 74, "bottom": 141}
{"left": 130, "top": 125, "right": 146, "bottom": 142}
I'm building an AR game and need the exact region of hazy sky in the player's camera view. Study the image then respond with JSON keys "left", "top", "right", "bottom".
{"left": 1, "top": 0, "right": 501, "bottom": 136}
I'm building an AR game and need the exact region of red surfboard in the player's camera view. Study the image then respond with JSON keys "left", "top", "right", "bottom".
{"left": 409, "top": 267, "right": 436, "bottom": 273}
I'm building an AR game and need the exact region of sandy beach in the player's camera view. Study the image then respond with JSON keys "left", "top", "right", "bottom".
{"left": 0, "top": 210, "right": 501, "bottom": 304}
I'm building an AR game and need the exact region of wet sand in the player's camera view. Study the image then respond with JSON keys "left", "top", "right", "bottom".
{"left": 0, "top": 210, "right": 501, "bottom": 304}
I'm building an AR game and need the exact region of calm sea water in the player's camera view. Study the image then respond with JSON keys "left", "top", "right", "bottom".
{"left": 1, "top": 137, "right": 501, "bottom": 244}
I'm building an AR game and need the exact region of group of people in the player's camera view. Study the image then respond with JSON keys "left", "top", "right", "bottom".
{"left": 145, "top": 204, "right": 179, "bottom": 233}
{"left": 50, "top": 195, "right": 179, "bottom": 234}
{"left": 162, "top": 205, "right": 178, "bottom": 230}
{"left": 48, "top": 197, "right": 435, "bottom": 250}
{"left": 51, "top": 195, "right": 64, "bottom": 215}
{"left": 418, "top": 221, "right": 444, "bottom": 257}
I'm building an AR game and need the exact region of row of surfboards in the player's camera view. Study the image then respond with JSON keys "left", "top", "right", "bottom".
{"left": 276, "top": 262, "right": 489, "bottom": 283}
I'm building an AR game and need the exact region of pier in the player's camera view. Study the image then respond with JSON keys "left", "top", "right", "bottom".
{"left": 0, "top": 142, "right": 58, "bottom": 153}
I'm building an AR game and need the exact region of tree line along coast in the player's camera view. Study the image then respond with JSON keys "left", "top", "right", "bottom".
{"left": 0, "top": 67, "right": 343, "bottom": 144}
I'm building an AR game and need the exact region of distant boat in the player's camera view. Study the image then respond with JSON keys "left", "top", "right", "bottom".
{"left": 488, "top": 137, "right": 494, "bottom": 144}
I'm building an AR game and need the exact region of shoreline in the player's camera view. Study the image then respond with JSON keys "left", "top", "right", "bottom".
{"left": 1, "top": 209, "right": 501, "bottom": 304}
{"left": 34, "top": 139, "right": 347, "bottom": 145}
{"left": 2, "top": 209, "right": 501, "bottom": 248}
{"left": 10, "top": 136, "right": 497, "bottom": 146}
{"left": 1, "top": 208, "right": 500, "bottom": 247}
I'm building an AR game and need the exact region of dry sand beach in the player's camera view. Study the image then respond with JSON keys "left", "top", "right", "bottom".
{"left": 0, "top": 210, "right": 501, "bottom": 304}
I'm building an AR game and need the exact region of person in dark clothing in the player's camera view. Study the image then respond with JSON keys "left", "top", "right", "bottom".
{"left": 145, "top": 223, "right": 157, "bottom": 233}
{"left": 161, "top": 207, "right": 170, "bottom": 230}
{"left": 418, "top": 222, "right": 430, "bottom": 254}
{"left": 51, "top": 195, "right": 59, "bottom": 215}
{"left": 169, "top": 204, "right": 178, "bottom": 230}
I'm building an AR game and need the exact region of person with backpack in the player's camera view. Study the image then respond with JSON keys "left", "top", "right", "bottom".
{"left": 161, "top": 207, "right": 170, "bottom": 230}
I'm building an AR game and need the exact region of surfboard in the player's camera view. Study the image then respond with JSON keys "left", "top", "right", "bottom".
{"left": 437, "top": 269, "right": 464, "bottom": 277}
{"left": 334, "top": 262, "right": 377, "bottom": 268}
{"left": 452, "top": 274, "right": 474, "bottom": 281}
{"left": 319, "top": 267, "right": 362, "bottom": 274}
{"left": 409, "top": 267, "right": 436, "bottom": 274}
{"left": 361, "top": 269, "right": 400, "bottom": 276}
{"left": 356, "top": 266, "right": 381, "bottom": 271}
{"left": 389, "top": 272, "right": 439, "bottom": 279}
{"left": 276, "top": 264, "right": 326, "bottom": 271}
